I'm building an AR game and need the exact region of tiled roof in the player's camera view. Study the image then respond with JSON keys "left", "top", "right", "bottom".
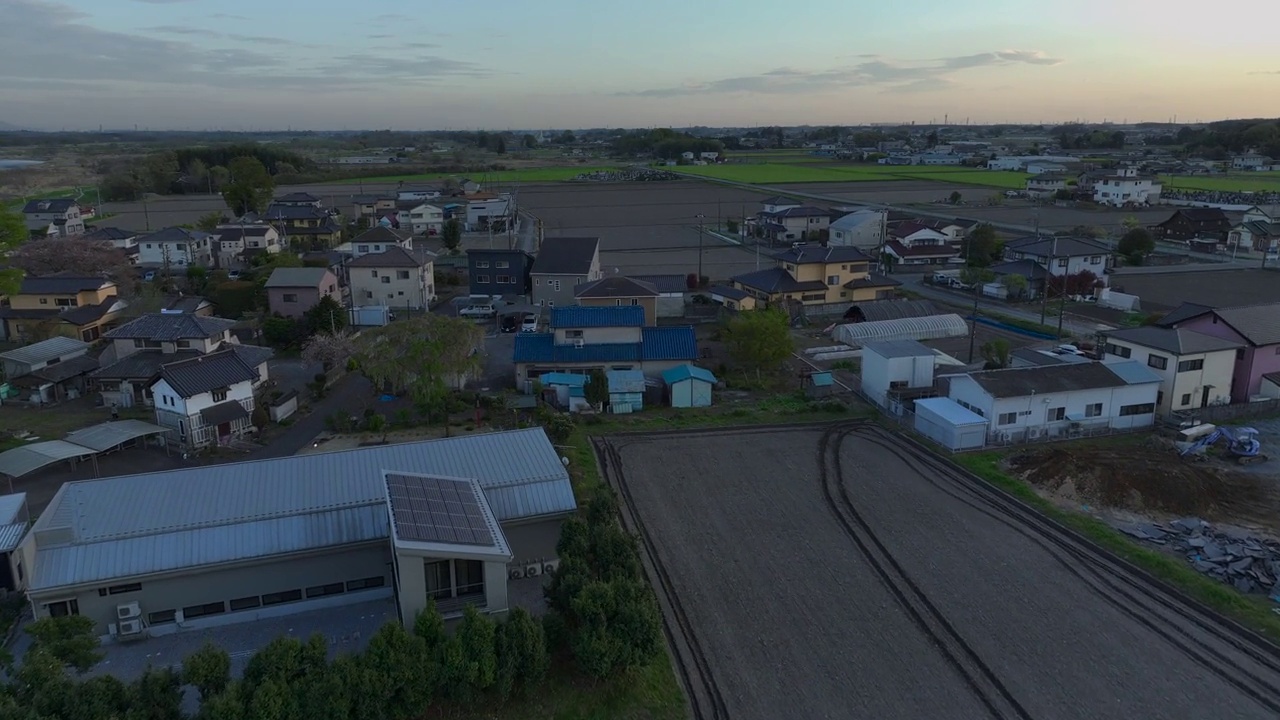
{"left": 843, "top": 273, "right": 902, "bottom": 290}
{"left": 262, "top": 204, "right": 330, "bottom": 221}
{"left": 137, "top": 227, "right": 209, "bottom": 245}
{"left": 1103, "top": 326, "right": 1242, "bottom": 355}
{"left": 886, "top": 240, "right": 958, "bottom": 258}
{"left": 228, "top": 343, "right": 274, "bottom": 369}
{"left": 82, "top": 227, "right": 136, "bottom": 242}
{"left": 105, "top": 313, "right": 235, "bottom": 341}
{"left": 155, "top": 349, "right": 259, "bottom": 398}
{"left": 352, "top": 226, "right": 413, "bottom": 245}
{"left": 265, "top": 267, "right": 332, "bottom": 288}
{"left": 532, "top": 237, "right": 600, "bottom": 275}
{"left": 18, "top": 275, "right": 112, "bottom": 294}
{"left": 93, "top": 350, "right": 199, "bottom": 381}
{"left": 629, "top": 274, "right": 688, "bottom": 293}
{"left": 347, "top": 246, "right": 432, "bottom": 268}
{"left": 61, "top": 298, "right": 126, "bottom": 325}
{"left": 990, "top": 259, "right": 1048, "bottom": 280}
{"left": 274, "top": 192, "right": 322, "bottom": 204}
{"left": 574, "top": 276, "right": 659, "bottom": 299}
{"left": 22, "top": 198, "right": 77, "bottom": 213}
{"left": 731, "top": 267, "right": 826, "bottom": 294}
{"left": 550, "top": 305, "right": 645, "bottom": 328}
{"left": 890, "top": 221, "right": 943, "bottom": 239}
{"left": 1156, "top": 302, "right": 1214, "bottom": 327}
{"left": 709, "top": 285, "right": 750, "bottom": 301}
{"left": 760, "top": 195, "right": 799, "bottom": 206}
{"left": 1003, "top": 235, "right": 1110, "bottom": 258}
{"left": 763, "top": 206, "right": 830, "bottom": 219}
{"left": 1211, "top": 303, "right": 1280, "bottom": 346}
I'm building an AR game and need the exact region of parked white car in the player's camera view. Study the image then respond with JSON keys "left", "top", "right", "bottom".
{"left": 520, "top": 313, "right": 539, "bottom": 332}
{"left": 459, "top": 303, "right": 496, "bottom": 319}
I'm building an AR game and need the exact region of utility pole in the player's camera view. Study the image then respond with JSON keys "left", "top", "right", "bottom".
{"left": 1057, "top": 275, "right": 1068, "bottom": 339}
{"left": 967, "top": 238, "right": 979, "bottom": 363}
{"left": 696, "top": 214, "right": 706, "bottom": 283}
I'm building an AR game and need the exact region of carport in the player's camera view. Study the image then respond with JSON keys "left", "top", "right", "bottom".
{"left": 65, "top": 419, "right": 170, "bottom": 454}
{"left": 0, "top": 440, "right": 98, "bottom": 487}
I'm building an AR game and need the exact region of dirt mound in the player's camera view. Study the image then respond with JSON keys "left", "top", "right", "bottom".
{"left": 1009, "top": 442, "right": 1280, "bottom": 532}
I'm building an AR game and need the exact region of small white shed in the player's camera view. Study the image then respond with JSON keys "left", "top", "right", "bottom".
{"left": 860, "top": 339, "right": 936, "bottom": 409}
{"left": 913, "top": 397, "right": 988, "bottom": 451}
{"left": 662, "top": 364, "right": 716, "bottom": 408}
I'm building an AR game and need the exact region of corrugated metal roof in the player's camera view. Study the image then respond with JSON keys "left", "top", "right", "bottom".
{"left": 662, "top": 364, "right": 717, "bottom": 385}
{"left": 29, "top": 428, "right": 573, "bottom": 590}
{"left": 64, "top": 420, "right": 169, "bottom": 452}
{"left": 514, "top": 334, "right": 641, "bottom": 364}
{"left": 0, "top": 441, "right": 96, "bottom": 479}
{"left": 0, "top": 522, "right": 28, "bottom": 553}
{"left": 0, "top": 337, "right": 89, "bottom": 366}
{"left": 0, "top": 493, "right": 27, "bottom": 525}
{"left": 606, "top": 369, "right": 646, "bottom": 393}
{"left": 551, "top": 305, "right": 645, "bottom": 328}
{"left": 641, "top": 327, "right": 698, "bottom": 361}
{"left": 1103, "top": 360, "right": 1163, "bottom": 386}
{"left": 540, "top": 373, "right": 587, "bottom": 386}
{"left": 914, "top": 397, "right": 988, "bottom": 426}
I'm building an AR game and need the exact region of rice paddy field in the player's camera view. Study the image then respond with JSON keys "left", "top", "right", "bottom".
{"left": 1160, "top": 173, "right": 1280, "bottom": 193}
{"left": 320, "top": 166, "right": 620, "bottom": 184}
{"left": 676, "top": 162, "right": 1031, "bottom": 189}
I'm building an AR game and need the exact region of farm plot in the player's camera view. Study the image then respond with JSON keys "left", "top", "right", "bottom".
{"left": 1161, "top": 173, "right": 1280, "bottom": 193}
{"left": 599, "top": 423, "right": 1280, "bottom": 720}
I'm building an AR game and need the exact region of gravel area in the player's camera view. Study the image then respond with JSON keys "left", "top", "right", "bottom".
{"left": 604, "top": 425, "right": 1280, "bottom": 720}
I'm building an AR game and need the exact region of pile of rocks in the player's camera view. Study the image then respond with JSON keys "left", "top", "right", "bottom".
{"left": 1118, "top": 517, "right": 1280, "bottom": 600}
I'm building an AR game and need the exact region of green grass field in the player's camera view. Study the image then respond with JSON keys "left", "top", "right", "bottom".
{"left": 1161, "top": 174, "right": 1280, "bottom": 193}
{"left": 321, "top": 166, "right": 620, "bottom": 184}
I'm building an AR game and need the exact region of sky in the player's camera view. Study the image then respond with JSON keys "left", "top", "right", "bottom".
{"left": 2, "top": 0, "right": 1278, "bottom": 131}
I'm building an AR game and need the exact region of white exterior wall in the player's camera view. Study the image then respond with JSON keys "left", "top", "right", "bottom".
{"left": 152, "top": 378, "right": 254, "bottom": 417}
{"left": 408, "top": 205, "right": 444, "bottom": 235}
{"left": 1044, "top": 253, "right": 1109, "bottom": 278}
{"left": 350, "top": 264, "right": 435, "bottom": 309}
{"left": 551, "top": 326, "right": 642, "bottom": 344}
{"left": 1094, "top": 179, "right": 1161, "bottom": 206}
{"left": 946, "top": 374, "right": 1159, "bottom": 439}
{"left": 861, "top": 351, "right": 935, "bottom": 408}
{"left": 1104, "top": 340, "right": 1236, "bottom": 416}
{"left": 137, "top": 240, "right": 212, "bottom": 267}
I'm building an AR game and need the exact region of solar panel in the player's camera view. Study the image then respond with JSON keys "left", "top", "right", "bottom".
{"left": 385, "top": 474, "right": 495, "bottom": 547}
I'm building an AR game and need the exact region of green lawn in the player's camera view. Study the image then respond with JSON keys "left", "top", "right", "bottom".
{"left": 1160, "top": 173, "right": 1280, "bottom": 193}
{"left": 320, "top": 166, "right": 620, "bottom": 184}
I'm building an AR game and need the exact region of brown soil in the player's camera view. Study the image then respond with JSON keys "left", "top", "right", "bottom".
{"left": 1009, "top": 439, "right": 1280, "bottom": 533}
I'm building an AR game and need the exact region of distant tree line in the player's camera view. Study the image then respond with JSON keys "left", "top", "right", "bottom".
{"left": 1146, "top": 118, "right": 1280, "bottom": 160}
{"left": 1050, "top": 124, "right": 1126, "bottom": 149}
{"left": 95, "top": 143, "right": 313, "bottom": 202}
{"left": 613, "top": 128, "right": 724, "bottom": 159}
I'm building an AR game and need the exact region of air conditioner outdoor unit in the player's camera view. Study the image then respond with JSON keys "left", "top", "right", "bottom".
{"left": 509, "top": 567, "right": 525, "bottom": 580}
{"left": 1027, "top": 427, "right": 1043, "bottom": 440}
{"left": 573, "top": 339, "right": 585, "bottom": 348}
{"left": 542, "top": 560, "right": 560, "bottom": 575}
{"left": 118, "top": 619, "right": 143, "bottom": 636}
{"left": 524, "top": 564, "right": 542, "bottom": 577}
{"left": 117, "top": 602, "right": 141, "bottom": 621}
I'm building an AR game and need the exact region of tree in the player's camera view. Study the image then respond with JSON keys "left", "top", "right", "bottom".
{"left": 361, "top": 622, "right": 433, "bottom": 719}
{"left": 960, "top": 223, "right": 1001, "bottom": 266}
{"left": 1118, "top": 228, "right": 1155, "bottom": 264}
{"left": 222, "top": 156, "right": 275, "bottom": 216}
{"left": 302, "top": 331, "right": 356, "bottom": 371}
{"left": 584, "top": 368, "right": 609, "bottom": 409}
{"left": 496, "top": 137, "right": 507, "bottom": 154}
{"left": 0, "top": 203, "right": 26, "bottom": 294}
{"left": 351, "top": 315, "right": 485, "bottom": 427}
{"left": 25, "top": 615, "right": 103, "bottom": 673}
{"left": 442, "top": 218, "right": 462, "bottom": 252}
{"left": 723, "top": 308, "right": 793, "bottom": 379}
{"left": 8, "top": 238, "right": 133, "bottom": 289}
{"left": 183, "top": 642, "right": 232, "bottom": 702}
{"left": 959, "top": 266, "right": 994, "bottom": 288}
{"left": 263, "top": 316, "right": 305, "bottom": 348}
{"left": 494, "top": 608, "right": 549, "bottom": 700}
{"left": 130, "top": 665, "right": 185, "bottom": 720}
{"left": 980, "top": 338, "right": 1012, "bottom": 370}
{"left": 1121, "top": 215, "right": 1141, "bottom": 232}
{"left": 999, "top": 272, "right": 1029, "bottom": 299}
{"left": 195, "top": 690, "right": 245, "bottom": 720}
{"left": 725, "top": 218, "right": 738, "bottom": 234}
{"left": 209, "top": 165, "right": 231, "bottom": 192}
{"left": 196, "top": 211, "right": 225, "bottom": 232}
{"left": 948, "top": 190, "right": 962, "bottom": 204}
{"left": 569, "top": 578, "right": 663, "bottom": 679}
{"left": 413, "top": 600, "right": 447, "bottom": 646}
{"left": 522, "top": 133, "right": 537, "bottom": 149}
{"left": 455, "top": 606, "right": 498, "bottom": 696}
{"left": 303, "top": 295, "right": 347, "bottom": 336}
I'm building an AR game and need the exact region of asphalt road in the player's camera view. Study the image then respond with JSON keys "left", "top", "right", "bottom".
{"left": 906, "top": 279, "right": 1110, "bottom": 337}
{"left": 601, "top": 424, "right": 1280, "bottom": 720}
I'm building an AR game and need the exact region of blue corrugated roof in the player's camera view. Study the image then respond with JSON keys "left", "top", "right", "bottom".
{"left": 1104, "top": 359, "right": 1163, "bottom": 386}
{"left": 539, "top": 372, "right": 588, "bottom": 387}
{"left": 811, "top": 372, "right": 834, "bottom": 387}
{"left": 551, "top": 305, "right": 645, "bottom": 328}
{"left": 914, "top": 397, "right": 988, "bottom": 426}
{"left": 606, "top": 369, "right": 646, "bottom": 393}
{"left": 641, "top": 326, "right": 698, "bottom": 360}
{"left": 28, "top": 428, "right": 574, "bottom": 591}
{"left": 514, "top": 334, "right": 642, "bottom": 363}
{"left": 662, "top": 364, "right": 717, "bottom": 385}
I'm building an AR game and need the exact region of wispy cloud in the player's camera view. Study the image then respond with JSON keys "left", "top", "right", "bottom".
{"left": 130, "top": 0, "right": 193, "bottom": 4}
{"left": 209, "top": 13, "right": 249, "bottom": 20}
{"left": 623, "top": 49, "right": 1064, "bottom": 97}
{"left": 146, "top": 25, "right": 296, "bottom": 44}
{"left": 1247, "top": 70, "right": 1280, "bottom": 75}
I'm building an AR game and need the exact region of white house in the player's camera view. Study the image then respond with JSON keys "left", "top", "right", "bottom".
{"left": 1026, "top": 174, "right": 1068, "bottom": 198}
{"left": 347, "top": 247, "right": 436, "bottom": 310}
{"left": 1100, "top": 326, "right": 1240, "bottom": 417}
{"left": 942, "top": 361, "right": 1162, "bottom": 443}
{"left": 828, "top": 210, "right": 885, "bottom": 251}
{"left": 136, "top": 227, "right": 214, "bottom": 268}
{"left": 860, "top": 339, "right": 936, "bottom": 410}
{"left": 397, "top": 186, "right": 441, "bottom": 202}
{"left": 465, "top": 196, "right": 512, "bottom": 231}
{"left": 349, "top": 226, "right": 413, "bottom": 258}
{"left": 699, "top": 151, "right": 719, "bottom": 161}
{"left": 759, "top": 196, "right": 800, "bottom": 215}
{"left": 1232, "top": 154, "right": 1270, "bottom": 171}
{"left": 986, "top": 155, "right": 1076, "bottom": 171}
{"left": 150, "top": 349, "right": 259, "bottom": 449}
{"left": 22, "top": 198, "right": 84, "bottom": 237}
{"left": 1227, "top": 206, "right": 1277, "bottom": 252}
{"left": 402, "top": 204, "right": 444, "bottom": 235}
{"left": 1001, "top": 236, "right": 1111, "bottom": 281}
{"left": 1092, "top": 167, "right": 1162, "bottom": 206}
{"left": 213, "top": 224, "right": 280, "bottom": 268}
{"left": 885, "top": 221, "right": 959, "bottom": 265}
{"left": 1025, "top": 161, "right": 1068, "bottom": 175}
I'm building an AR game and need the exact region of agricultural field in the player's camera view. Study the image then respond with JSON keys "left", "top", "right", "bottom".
{"left": 1160, "top": 173, "right": 1280, "bottom": 193}
{"left": 320, "top": 166, "right": 620, "bottom": 184}
{"left": 677, "top": 162, "right": 1031, "bottom": 189}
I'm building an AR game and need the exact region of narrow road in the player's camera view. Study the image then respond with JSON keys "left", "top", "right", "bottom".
{"left": 907, "top": 278, "right": 1110, "bottom": 337}
{"left": 249, "top": 373, "right": 372, "bottom": 459}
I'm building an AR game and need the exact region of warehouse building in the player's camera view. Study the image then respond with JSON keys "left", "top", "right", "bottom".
{"left": 19, "top": 428, "right": 575, "bottom": 640}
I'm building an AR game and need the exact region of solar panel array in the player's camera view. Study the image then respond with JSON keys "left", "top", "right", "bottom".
{"left": 385, "top": 474, "right": 495, "bottom": 547}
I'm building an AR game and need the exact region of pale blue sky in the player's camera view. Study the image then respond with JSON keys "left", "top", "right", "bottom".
{"left": 2, "top": 0, "right": 1277, "bottom": 130}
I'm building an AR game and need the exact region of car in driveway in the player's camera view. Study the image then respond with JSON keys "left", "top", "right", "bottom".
{"left": 521, "top": 313, "right": 538, "bottom": 332}
{"left": 500, "top": 315, "right": 519, "bottom": 333}
{"left": 459, "top": 302, "right": 497, "bottom": 319}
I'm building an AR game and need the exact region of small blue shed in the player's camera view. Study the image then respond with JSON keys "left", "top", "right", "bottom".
{"left": 662, "top": 364, "right": 717, "bottom": 408}
{"left": 539, "top": 372, "right": 589, "bottom": 412}
{"left": 806, "top": 371, "right": 835, "bottom": 399}
{"left": 606, "top": 370, "right": 646, "bottom": 414}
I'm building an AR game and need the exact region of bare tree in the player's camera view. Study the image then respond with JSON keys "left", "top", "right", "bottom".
{"left": 9, "top": 239, "right": 135, "bottom": 293}
{"left": 302, "top": 331, "right": 356, "bottom": 371}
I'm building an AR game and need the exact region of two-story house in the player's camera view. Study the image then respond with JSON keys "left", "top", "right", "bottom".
{"left": 22, "top": 198, "right": 84, "bottom": 237}
{"left": 1099, "top": 326, "right": 1240, "bottom": 417}
{"left": 467, "top": 248, "right": 533, "bottom": 298}
{"left": 348, "top": 247, "right": 436, "bottom": 310}
{"left": 530, "top": 237, "right": 602, "bottom": 307}
{"left": 1153, "top": 208, "right": 1232, "bottom": 243}
{"left": 212, "top": 224, "right": 280, "bottom": 269}
{"left": 136, "top": 227, "right": 214, "bottom": 268}
{"left": 273, "top": 192, "right": 324, "bottom": 207}
{"left": 942, "top": 361, "right": 1161, "bottom": 443}
{"left": 1227, "top": 206, "right": 1277, "bottom": 253}
{"left": 265, "top": 267, "right": 343, "bottom": 319}
{"left": 401, "top": 204, "right": 444, "bottom": 235}
{"left": 512, "top": 306, "right": 696, "bottom": 387}
{"left": 1026, "top": 173, "right": 1069, "bottom": 199}
{"left": 351, "top": 194, "right": 398, "bottom": 221}
{"left": 828, "top": 210, "right": 885, "bottom": 251}
{"left": 1001, "top": 236, "right": 1111, "bottom": 282}
{"left": 1162, "top": 302, "right": 1280, "bottom": 402}
{"left": 756, "top": 206, "right": 831, "bottom": 244}
{"left": 91, "top": 312, "right": 272, "bottom": 408}
{"left": 397, "top": 186, "right": 441, "bottom": 202}
{"left": 884, "top": 221, "right": 959, "bottom": 265}
{"left": 0, "top": 275, "right": 126, "bottom": 343}
{"left": 82, "top": 227, "right": 140, "bottom": 261}
{"left": 1232, "top": 153, "right": 1271, "bottom": 171}
{"left": 349, "top": 226, "right": 413, "bottom": 258}
{"left": 574, "top": 276, "right": 660, "bottom": 326}
{"left": 724, "top": 245, "right": 899, "bottom": 310}
{"left": 1091, "top": 167, "right": 1161, "bottom": 206}
{"left": 151, "top": 349, "right": 260, "bottom": 449}
{"left": 261, "top": 204, "right": 343, "bottom": 248}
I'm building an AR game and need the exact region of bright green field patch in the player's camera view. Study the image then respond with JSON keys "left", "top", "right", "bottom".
{"left": 1161, "top": 174, "right": 1280, "bottom": 193}
{"left": 321, "top": 166, "right": 620, "bottom": 184}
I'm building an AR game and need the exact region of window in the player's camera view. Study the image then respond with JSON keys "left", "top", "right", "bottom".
{"left": 211, "top": 389, "right": 228, "bottom": 403}
{"left": 552, "top": 280, "right": 561, "bottom": 291}
{"left": 1090, "top": 255, "right": 1102, "bottom": 263}
{"left": 1147, "top": 354, "right": 1168, "bottom": 370}
{"left": 496, "top": 260, "right": 509, "bottom": 268}
{"left": 98, "top": 583, "right": 141, "bottom": 596}
{"left": 615, "top": 299, "right": 624, "bottom": 306}
{"left": 371, "top": 270, "right": 379, "bottom": 277}
{"left": 475, "top": 260, "right": 489, "bottom": 268}
{"left": 1104, "top": 343, "right": 1132, "bottom": 359}
{"left": 381, "top": 276, "right": 391, "bottom": 284}
{"left": 1181, "top": 393, "right": 1192, "bottom": 406}
{"left": 261, "top": 589, "right": 303, "bottom": 606}
{"left": 45, "top": 599, "right": 79, "bottom": 617}
{"left": 1119, "top": 403, "right": 1155, "bottom": 416}
{"left": 998, "top": 412, "right": 1018, "bottom": 426}
{"left": 827, "top": 275, "right": 840, "bottom": 285}
{"left": 56, "top": 298, "right": 76, "bottom": 307}
{"left": 176, "top": 340, "right": 192, "bottom": 349}
{"left": 631, "top": 298, "right": 639, "bottom": 306}
{"left": 397, "top": 291, "right": 404, "bottom": 296}
{"left": 475, "top": 274, "right": 489, "bottom": 283}
{"left": 496, "top": 274, "right": 510, "bottom": 284}
{"left": 397, "top": 270, "right": 410, "bottom": 280}
{"left": 1177, "top": 358, "right": 1204, "bottom": 372}
{"left": 1085, "top": 403, "right": 1103, "bottom": 418}
{"left": 565, "top": 329, "right": 584, "bottom": 339}
{"left": 1056, "top": 258, "right": 1068, "bottom": 268}
{"left": 425, "top": 560, "right": 452, "bottom": 601}
{"left": 39, "top": 297, "right": 48, "bottom": 304}
{"left": 346, "top": 576, "right": 386, "bottom": 592}
{"left": 534, "top": 278, "right": 540, "bottom": 286}
{"left": 182, "top": 602, "right": 226, "bottom": 619}
{"left": 282, "top": 293, "right": 298, "bottom": 303}
{"left": 230, "top": 596, "right": 261, "bottom": 611}
{"left": 306, "top": 583, "right": 346, "bottom": 599}
{"left": 148, "top": 609, "right": 176, "bottom": 625}
{"left": 364, "top": 290, "right": 373, "bottom": 299}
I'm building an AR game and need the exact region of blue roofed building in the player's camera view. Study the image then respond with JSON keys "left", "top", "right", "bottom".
{"left": 512, "top": 306, "right": 697, "bottom": 387}
{"left": 19, "top": 428, "right": 575, "bottom": 638}
{"left": 662, "top": 364, "right": 717, "bottom": 408}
